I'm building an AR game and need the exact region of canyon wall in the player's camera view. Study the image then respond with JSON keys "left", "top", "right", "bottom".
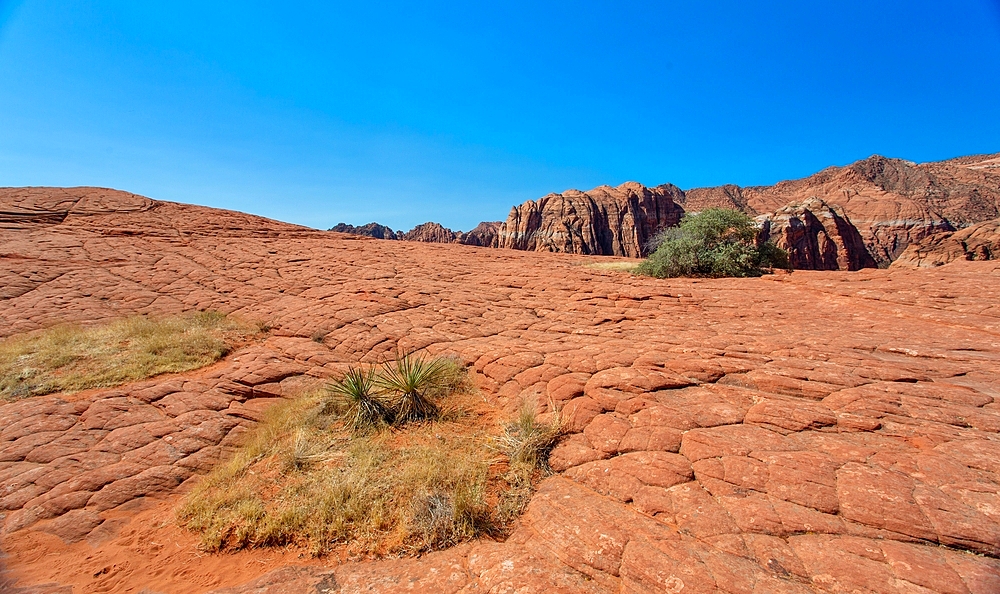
{"left": 494, "top": 182, "right": 685, "bottom": 258}
{"left": 892, "top": 217, "right": 1000, "bottom": 268}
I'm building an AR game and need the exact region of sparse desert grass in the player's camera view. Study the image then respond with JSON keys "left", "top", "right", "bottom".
{"left": 0, "top": 311, "right": 261, "bottom": 401}
{"left": 177, "top": 357, "right": 560, "bottom": 557}
{"left": 494, "top": 402, "right": 561, "bottom": 524}
{"left": 582, "top": 260, "right": 641, "bottom": 273}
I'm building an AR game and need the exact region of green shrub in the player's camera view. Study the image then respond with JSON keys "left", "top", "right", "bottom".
{"left": 637, "top": 208, "right": 789, "bottom": 278}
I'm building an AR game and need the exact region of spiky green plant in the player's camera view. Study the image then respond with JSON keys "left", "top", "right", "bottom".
{"left": 376, "top": 352, "right": 449, "bottom": 424}
{"left": 328, "top": 366, "right": 392, "bottom": 434}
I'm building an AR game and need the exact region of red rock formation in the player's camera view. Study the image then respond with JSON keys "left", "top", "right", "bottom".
{"left": 495, "top": 153, "right": 1000, "bottom": 267}
{"left": 329, "top": 222, "right": 398, "bottom": 239}
{"left": 741, "top": 154, "right": 1000, "bottom": 265}
{"left": 495, "top": 182, "right": 685, "bottom": 257}
{"left": 456, "top": 221, "right": 500, "bottom": 247}
{"left": 400, "top": 221, "right": 456, "bottom": 243}
{"left": 892, "top": 217, "right": 1000, "bottom": 268}
{"left": 757, "top": 198, "right": 878, "bottom": 270}
{"left": 680, "top": 184, "right": 755, "bottom": 214}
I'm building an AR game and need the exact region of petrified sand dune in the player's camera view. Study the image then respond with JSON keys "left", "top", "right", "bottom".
{"left": 2, "top": 187, "right": 1000, "bottom": 592}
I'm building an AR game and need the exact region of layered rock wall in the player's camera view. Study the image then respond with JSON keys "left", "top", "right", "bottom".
{"left": 892, "top": 217, "right": 1000, "bottom": 268}
{"left": 495, "top": 182, "right": 684, "bottom": 257}
{"left": 757, "top": 198, "right": 878, "bottom": 271}
{"left": 493, "top": 153, "right": 1000, "bottom": 268}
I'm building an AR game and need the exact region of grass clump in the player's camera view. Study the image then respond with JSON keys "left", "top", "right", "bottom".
{"left": 637, "top": 208, "right": 790, "bottom": 278}
{"left": 178, "top": 356, "right": 560, "bottom": 557}
{"left": 494, "top": 402, "right": 562, "bottom": 523}
{"left": 0, "top": 311, "right": 261, "bottom": 401}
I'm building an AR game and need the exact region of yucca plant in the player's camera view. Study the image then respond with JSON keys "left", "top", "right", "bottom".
{"left": 377, "top": 351, "right": 448, "bottom": 424}
{"left": 328, "top": 366, "right": 392, "bottom": 434}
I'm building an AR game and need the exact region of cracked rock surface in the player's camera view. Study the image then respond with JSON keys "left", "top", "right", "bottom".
{"left": 2, "top": 187, "right": 1000, "bottom": 593}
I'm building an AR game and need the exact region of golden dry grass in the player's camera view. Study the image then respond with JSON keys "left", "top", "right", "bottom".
{"left": 177, "top": 360, "right": 560, "bottom": 558}
{"left": 581, "top": 260, "right": 641, "bottom": 273}
{"left": 0, "top": 311, "right": 260, "bottom": 400}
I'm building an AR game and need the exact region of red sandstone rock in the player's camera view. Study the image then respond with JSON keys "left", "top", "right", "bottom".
{"left": 494, "top": 153, "right": 1000, "bottom": 266}
{"left": 495, "top": 181, "right": 685, "bottom": 257}
{"left": 892, "top": 217, "right": 1000, "bottom": 267}
{"left": 1, "top": 187, "right": 1000, "bottom": 593}
{"left": 756, "top": 197, "right": 877, "bottom": 270}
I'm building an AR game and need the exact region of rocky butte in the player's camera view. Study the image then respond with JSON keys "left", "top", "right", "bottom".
{"left": 1, "top": 171, "right": 1000, "bottom": 593}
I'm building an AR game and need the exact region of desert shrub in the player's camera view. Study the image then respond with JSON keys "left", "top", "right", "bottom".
{"left": 0, "top": 311, "right": 261, "bottom": 400}
{"left": 637, "top": 208, "right": 790, "bottom": 278}
{"left": 327, "top": 366, "right": 392, "bottom": 434}
{"left": 376, "top": 351, "right": 451, "bottom": 424}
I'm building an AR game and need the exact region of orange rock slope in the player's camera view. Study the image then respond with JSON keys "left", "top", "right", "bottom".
{"left": 2, "top": 187, "right": 1000, "bottom": 593}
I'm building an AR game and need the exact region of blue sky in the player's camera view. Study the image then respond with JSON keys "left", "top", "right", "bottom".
{"left": 1, "top": 1, "right": 999, "bottom": 231}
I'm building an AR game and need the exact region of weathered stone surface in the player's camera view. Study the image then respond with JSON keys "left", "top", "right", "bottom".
{"left": 2, "top": 186, "right": 1000, "bottom": 593}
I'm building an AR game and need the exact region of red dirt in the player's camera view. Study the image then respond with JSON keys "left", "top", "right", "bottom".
{"left": 2, "top": 187, "right": 1000, "bottom": 593}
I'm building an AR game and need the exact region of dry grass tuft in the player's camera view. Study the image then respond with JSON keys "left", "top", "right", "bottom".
{"left": 582, "top": 260, "right": 641, "bottom": 273}
{"left": 178, "top": 359, "right": 556, "bottom": 558}
{"left": 0, "top": 311, "right": 261, "bottom": 400}
{"left": 494, "top": 401, "right": 562, "bottom": 523}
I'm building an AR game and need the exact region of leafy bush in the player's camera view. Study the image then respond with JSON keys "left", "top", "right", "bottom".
{"left": 637, "top": 208, "right": 789, "bottom": 278}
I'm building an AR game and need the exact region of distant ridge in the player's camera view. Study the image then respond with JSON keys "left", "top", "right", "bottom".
{"left": 338, "top": 152, "right": 1000, "bottom": 270}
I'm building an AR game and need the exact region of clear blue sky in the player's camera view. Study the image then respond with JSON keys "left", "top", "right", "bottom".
{"left": 1, "top": 1, "right": 999, "bottom": 231}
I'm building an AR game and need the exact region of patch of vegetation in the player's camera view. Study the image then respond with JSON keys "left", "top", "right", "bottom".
{"left": 177, "top": 355, "right": 561, "bottom": 557}
{"left": 494, "top": 402, "right": 561, "bottom": 524}
{"left": 0, "top": 311, "right": 261, "bottom": 400}
{"left": 637, "top": 208, "right": 790, "bottom": 278}
{"left": 582, "top": 260, "right": 641, "bottom": 273}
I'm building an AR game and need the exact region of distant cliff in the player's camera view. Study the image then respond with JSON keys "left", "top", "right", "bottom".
{"left": 494, "top": 182, "right": 684, "bottom": 258}
{"left": 330, "top": 222, "right": 398, "bottom": 240}
{"left": 331, "top": 221, "right": 501, "bottom": 247}
{"left": 330, "top": 152, "right": 1000, "bottom": 270}
{"left": 493, "top": 152, "right": 1000, "bottom": 269}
